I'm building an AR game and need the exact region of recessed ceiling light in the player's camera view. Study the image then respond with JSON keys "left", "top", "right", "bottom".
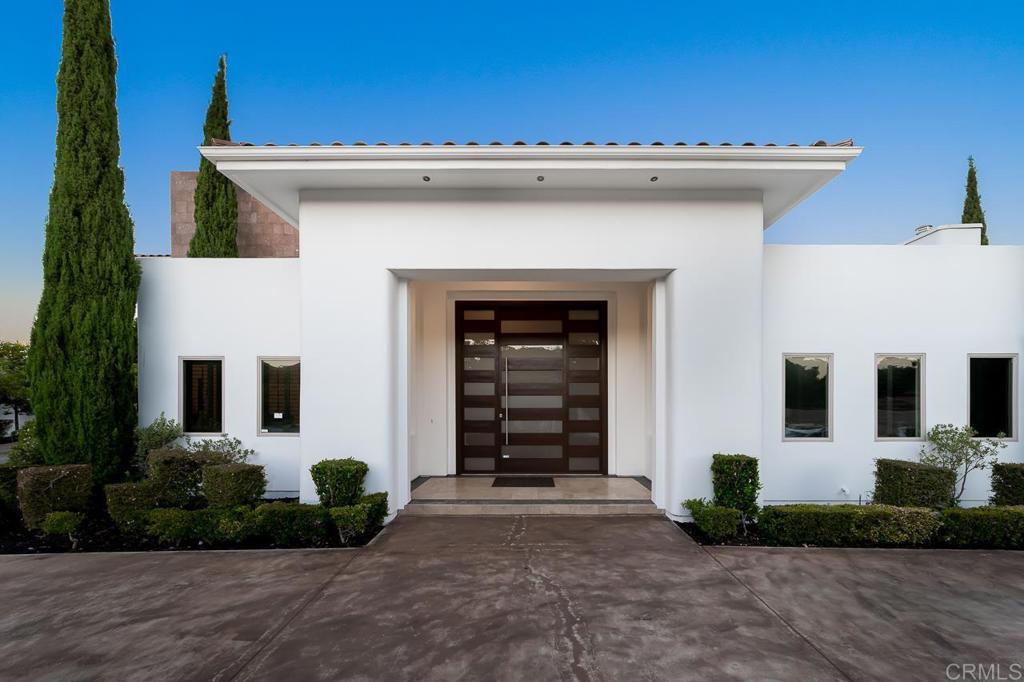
{"left": 650, "top": 176, "right": 659, "bottom": 182}
{"left": 422, "top": 176, "right": 431, "bottom": 182}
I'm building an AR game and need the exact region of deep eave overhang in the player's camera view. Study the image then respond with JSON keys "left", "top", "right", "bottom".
{"left": 199, "top": 144, "right": 862, "bottom": 228}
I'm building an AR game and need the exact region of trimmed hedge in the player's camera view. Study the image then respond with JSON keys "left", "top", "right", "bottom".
{"left": 759, "top": 504, "right": 939, "bottom": 547}
{"left": 991, "top": 464, "right": 1024, "bottom": 506}
{"left": 16, "top": 465, "right": 93, "bottom": 530}
{"left": 42, "top": 511, "right": 84, "bottom": 537}
{"left": 0, "top": 464, "right": 19, "bottom": 527}
{"left": 202, "top": 464, "right": 266, "bottom": 508}
{"left": 939, "top": 506, "right": 1024, "bottom": 549}
{"left": 310, "top": 458, "right": 368, "bottom": 507}
{"left": 711, "top": 454, "right": 761, "bottom": 518}
{"left": 330, "top": 504, "right": 369, "bottom": 544}
{"left": 873, "top": 458, "right": 954, "bottom": 509}
{"left": 684, "top": 498, "right": 741, "bottom": 542}
{"left": 105, "top": 482, "right": 157, "bottom": 535}
{"left": 146, "top": 448, "right": 219, "bottom": 507}
{"left": 147, "top": 506, "right": 258, "bottom": 546}
{"left": 255, "top": 502, "right": 333, "bottom": 547}
{"left": 360, "top": 492, "right": 389, "bottom": 528}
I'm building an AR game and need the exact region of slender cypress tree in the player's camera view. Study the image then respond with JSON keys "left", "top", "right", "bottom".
{"left": 28, "top": 0, "right": 140, "bottom": 482}
{"left": 188, "top": 56, "right": 239, "bottom": 257}
{"left": 961, "top": 156, "right": 988, "bottom": 245}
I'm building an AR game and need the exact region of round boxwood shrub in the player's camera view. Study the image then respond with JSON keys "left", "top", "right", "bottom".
{"left": 16, "top": 464, "right": 93, "bottom": 530}
{"left": 330, "top": 504, "right": 369, "bottom": 544}
{"left": 105, "top": 481, "right": 157, "bottom": 535}
{"left": 202, "top": 463, "right": 266, "bottom": 508}
{"left": 310, "top": 458, "right": 368, "bottom": 507}
{"left": 42, "top": 511, "right": 84, "bottom": 537}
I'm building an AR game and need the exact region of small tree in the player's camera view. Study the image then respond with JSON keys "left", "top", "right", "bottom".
{"left": 188, "top": 55, "right": 238, "bottom": 257}
{"left": 0, "top": 342, "right": 31, "bottom": 432}
{"left": 919, "top": 424, "right": 1005, "bottom": 505}
{"left": 961, "top": 156, "right": 988, "bottom": 245}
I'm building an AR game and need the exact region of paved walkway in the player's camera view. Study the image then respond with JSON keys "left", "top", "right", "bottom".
{"left": 0, "top": 515, "right": 1021, "bottom": 681}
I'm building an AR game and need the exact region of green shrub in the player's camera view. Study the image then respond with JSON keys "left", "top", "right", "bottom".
{"left": 684, "top": 498, "right": 741, "bottom": 542}
{"left": 330, "top": 504, "right": 369, "bottom": 544}
{"left": 42, "top": 511, "right": 84, "bottom": 537}
{"left": 105, "top": 481, "right": 157, "bottom": 535}
{"left": 0, "top": 464, "right": 20, "bottom": 531}
{"left": 215, "top": 506, "right": 261, "bottom": 544}
{"left": 8, "top": 421, "right": 43, "bottom": 467}
{"left": 255, "top": 502, "right": 333, "bottom": 547}
{"left": 873, "top": 458, "right": 954, "bottom": 509}
{"left": 16, "top": 465, "right": 93, "bottom": 529}
{"left": 147, "top": 506, "right": 258, "bottom": 546}
{"left": 990, "top": 464, "right": 1024, "bottom": 506}
{"left": 939, "top": 506, "right": 1024, "bottom": 549}
{"left": 711, "top": 454, "right": 761, "bottom": 519}
{"left": 202, "top": 464, "right": 266, "bottom": 508}
{"left": 360, "top": 492, "right": 389, "bottom": 528}
{"left": 310, "top": 458, "right": 368, "bottom": 507}
{"left": 133, "top": 413, "right": 183, "bottom": 475}
{"left": 185, "top": 436, "right": 253, "bottom": 464}
{"left": 146, "top": 448, "right": 219, "bottom": 507}
{"left": 759, "top": 504, "right": 939, "bottom": 547}
{"left": 0, "top": 464, "right": 18, "bottom": 513}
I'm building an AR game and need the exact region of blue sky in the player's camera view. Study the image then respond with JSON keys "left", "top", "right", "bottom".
{"left": 2, "top": 1, "right": 1022, "bottom": 341}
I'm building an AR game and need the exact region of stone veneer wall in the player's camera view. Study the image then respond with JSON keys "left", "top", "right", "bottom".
{"left": 170, "top": 171, "right": 299, "bottom": 257}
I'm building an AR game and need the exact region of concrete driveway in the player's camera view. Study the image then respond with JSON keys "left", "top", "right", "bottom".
{"left": 0, "top": 515, "right": 1021, "bottom": 682}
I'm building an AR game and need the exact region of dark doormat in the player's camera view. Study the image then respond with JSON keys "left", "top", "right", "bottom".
{"left": 492, "top": 476, "right": 555, "bottom": 488}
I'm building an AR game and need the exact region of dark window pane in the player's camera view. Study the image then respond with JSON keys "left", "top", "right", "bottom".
{"left": 501, "top": 320, "right": 562, "bottom": 333}
{"left": 183, "top": 360, "right": 222, "bottom": 433}
{"left": 784, "top": 356, "right": 829, "bottom": 438}
{"left": 261, "top": 359, "right": 300, "bottom": 434}
{"left": 877, "top": 356, "right": 921, "bottom": 438}
{"left": 568, "top": 310, "right": 600, "bottom": 320}
{"left": 970, "top": 357, "right": 1014, "bottom": 438}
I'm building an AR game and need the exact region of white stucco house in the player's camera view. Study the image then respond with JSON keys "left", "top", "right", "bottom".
{"left": 137, "top": 139, "right": 1022, "bottom": 518}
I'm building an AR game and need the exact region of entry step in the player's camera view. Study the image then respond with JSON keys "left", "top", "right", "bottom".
{"left": 403, "top": 499, "right": 663, "bottom": 516}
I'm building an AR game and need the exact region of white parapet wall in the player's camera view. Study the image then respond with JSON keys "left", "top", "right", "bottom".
{"left": 137, "top": 257, "right": 302, "bottom": 495}
{"left": 762, "top": 245, "right": 1024, "bottom": 506}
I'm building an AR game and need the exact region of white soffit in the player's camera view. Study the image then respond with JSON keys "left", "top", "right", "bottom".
{"left": 199, "top": 144, "right": 863, "bottom": 229}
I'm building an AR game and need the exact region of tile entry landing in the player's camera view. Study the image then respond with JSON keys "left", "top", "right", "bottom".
{"left": 405, "top": 477, "right": 660, "bottom": 516}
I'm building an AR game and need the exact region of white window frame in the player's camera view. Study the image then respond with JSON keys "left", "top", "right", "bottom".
{"left": 257, "top": 356, "right": 301, "bottom": 438}
{"left": 967, "top": 353, "right": 1018, "bottom": 442}
{"left": 874, "top": 353, "right": 926, "bottom": 442}
{"left": 179, "top": 356, "right": 226, "bottom": 437}
{"left": 782, "top": 353, "right": 834, "bottom": 442}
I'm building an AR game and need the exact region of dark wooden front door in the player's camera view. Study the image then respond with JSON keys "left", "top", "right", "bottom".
{"left": 456, "top": 301, "right": 608, "bottom": 474}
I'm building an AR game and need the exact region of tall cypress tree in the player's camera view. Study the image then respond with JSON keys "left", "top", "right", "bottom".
{"left": 188, "top": 56, "right": 238, "bottom": 257}
{"left": 961, "top": 156, "right": 988, "bottom": 245}
{"left": 28, "top": 0, "right": 140, "bottom": 482}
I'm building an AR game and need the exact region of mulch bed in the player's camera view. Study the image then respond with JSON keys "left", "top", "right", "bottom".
{"left": 676, "top": 521, "right": 767, "bottom": 547}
